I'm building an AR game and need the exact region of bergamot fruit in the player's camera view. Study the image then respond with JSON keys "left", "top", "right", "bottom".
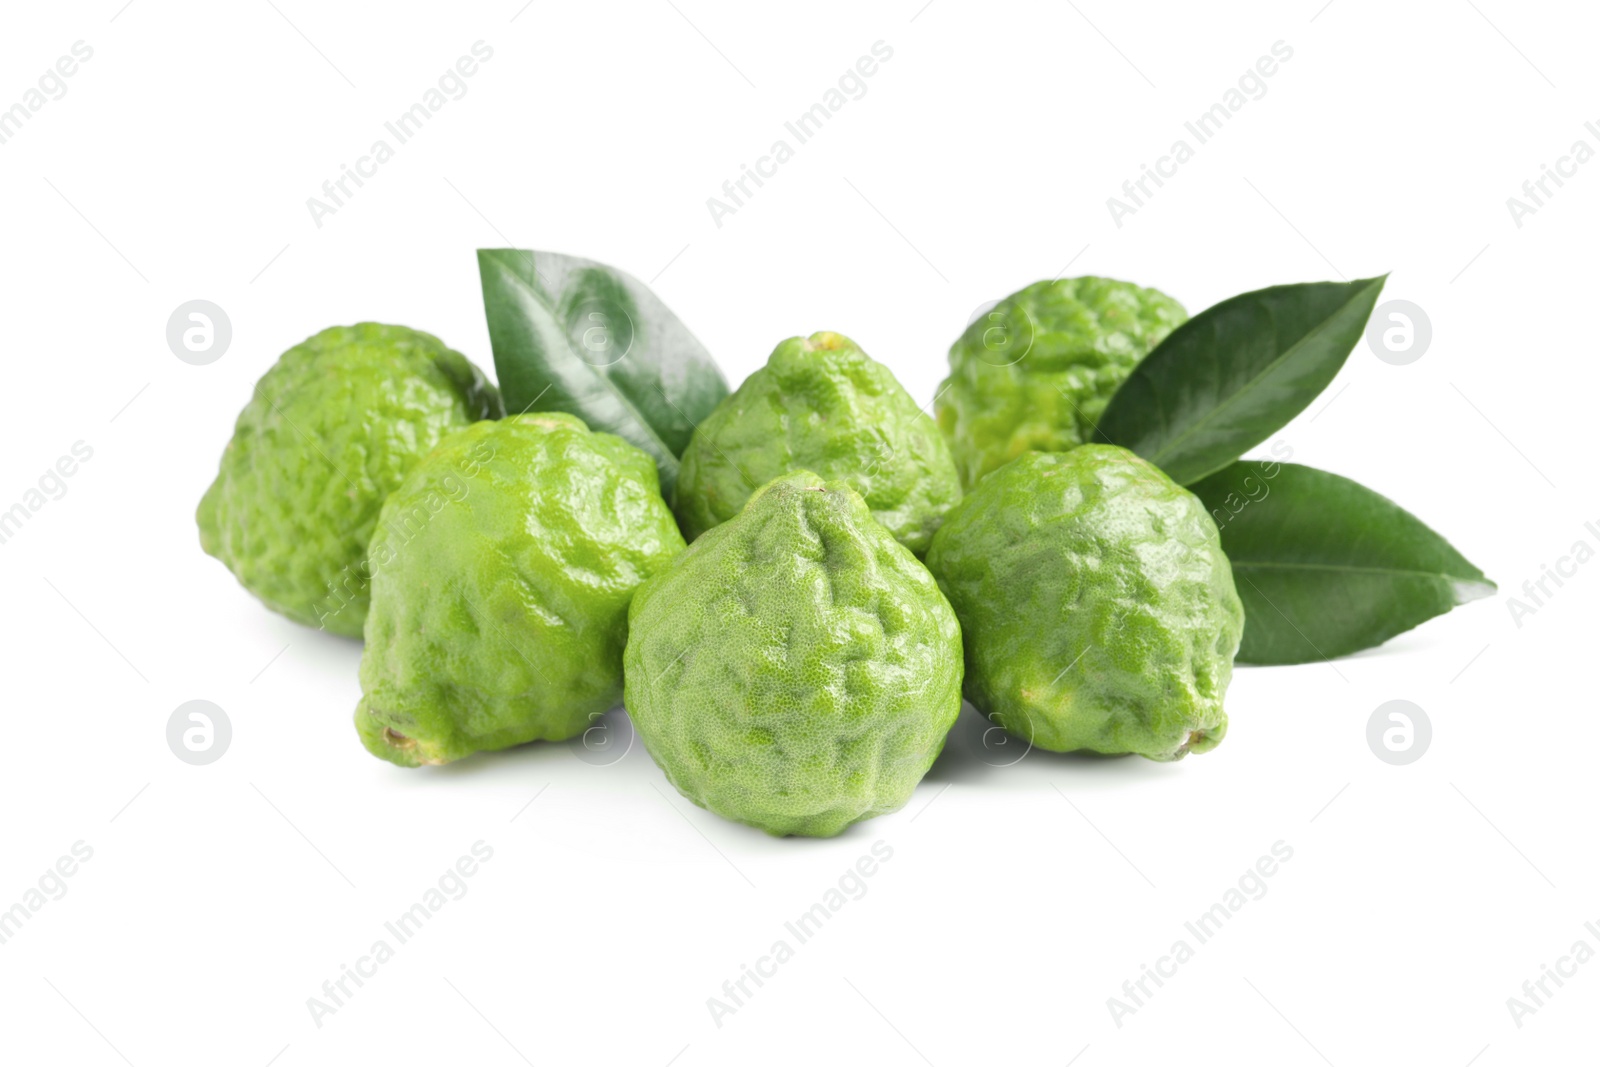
{"left": 925, "top": 446, "right": 1242, "bottom": 761}
{"left": 674, "top": 331, "right": 961, "bottom": 556}
{"left": 626, "top": 469, "right": 963, "bottom": 837}
{"left": 356, "top": 413, "right": 684, "bottom": 767}
{"left": 197, "top": 323, "right": 502, "bottom": 636}
{"left": 935, "top": 278, "right": 1187, "bottom": 488}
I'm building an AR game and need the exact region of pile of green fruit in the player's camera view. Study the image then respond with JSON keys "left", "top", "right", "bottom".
{"left": 197, "top": 250, "right": 1494, "bottom": 837}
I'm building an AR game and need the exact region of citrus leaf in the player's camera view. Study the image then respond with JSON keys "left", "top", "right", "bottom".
{"left": 1190, "top": 461, "right": 1495, "bottom": 665}
{"left": 1097, "top": 276, "right": 1387, "bottom": 485}
{"left": 476, "top": 249, "right": 729, "bottom": 494}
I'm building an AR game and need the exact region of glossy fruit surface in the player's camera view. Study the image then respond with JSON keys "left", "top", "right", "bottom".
{"left": 627, "top": 470, "right": 963, "bottom": 836}
{"left": 675, "top": 331, "right": 961, "bottom": 556}
{"left": 197, "top": 323, "right": 501, "bottom": 636}
{"left": 935, "top": 278, "right": 1186, "bottom": 488}
{"left": 356, "top": 413, "right": 684, "bottom": 766}
{"left": 926, "top": 446, "right": 1242, "bottom": 760}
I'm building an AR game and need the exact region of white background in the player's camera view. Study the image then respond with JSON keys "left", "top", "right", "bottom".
{"left": 1, "top": 1, "right": 1595, "bottom": 1064}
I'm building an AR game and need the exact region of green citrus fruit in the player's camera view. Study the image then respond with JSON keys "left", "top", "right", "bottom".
{"left": 197, "top": 323, "right": 501, "bottom": 636}
{"left": 925, "top": 446, "right": 1242, "bottom": 760}
{"left": 626, "top": 469, "right": 963, "bottom": 837}
{"left": 674, "top": 331, "right": 961, "bottom": 556}
{"left": 356, "top": 413, "right": 684, "bottom": 767}
{"left": 935, "top": 278, "right": 1187, "bottom": 488}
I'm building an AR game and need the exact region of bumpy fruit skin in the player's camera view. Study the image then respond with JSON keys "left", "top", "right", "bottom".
{"left": 356, "top": 413, "right": 685, "bottom": 767}
{"left": 674, "top": 331, "right": 961, "bottom": 556}
{"left": 925, "top": 446, "right": 1242, "bottom": 761}
{"left": 197, "top": 323, "right": 502, "bottom": 637}
{"left": 627, "top": 470, "right": 963, "bottom": 837}
{"left": 935, "top": 278, "right": 1187, "bottom": 488}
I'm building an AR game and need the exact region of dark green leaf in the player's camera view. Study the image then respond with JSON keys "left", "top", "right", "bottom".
{"left": 1190, "top": 461, "right": 1495, "bottom": 664}
{"left": 1097, "top": 276, "right": 1387, "bottom": 485}
{"left": 476, "top": 249, "right": 729, "bottom": 493}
